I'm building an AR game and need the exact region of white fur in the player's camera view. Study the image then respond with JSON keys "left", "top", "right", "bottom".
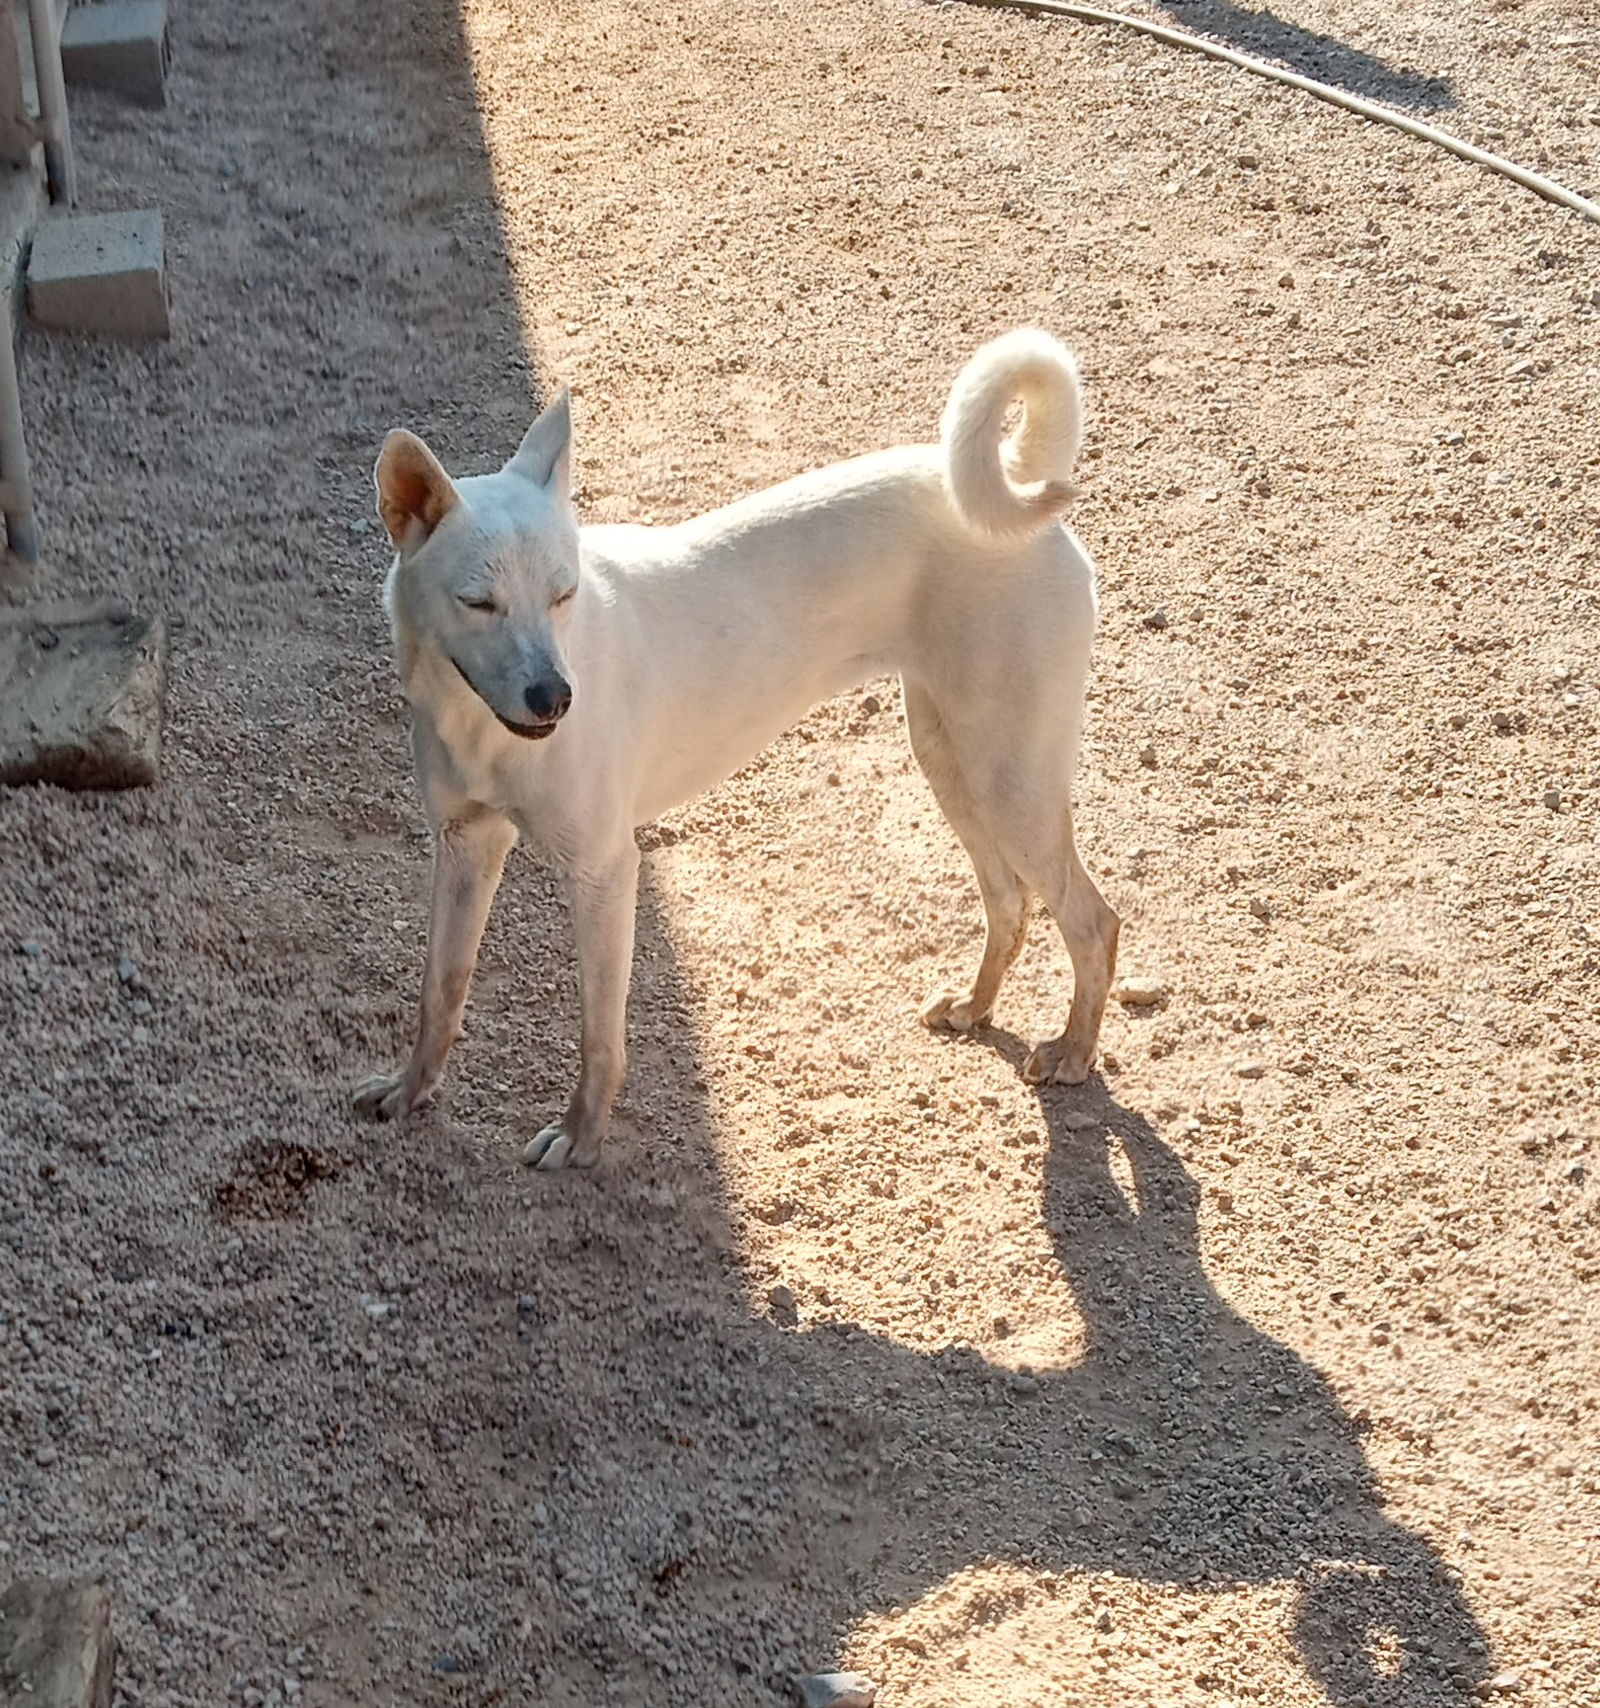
{"left": 355, "top": 331, "right": 1121, "bottom": 1170}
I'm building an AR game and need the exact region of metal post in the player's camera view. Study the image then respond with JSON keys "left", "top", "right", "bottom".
{"left": 0, "top": 291, "right": 38, "bottom": 563}
{"left": 26, "top": 0, "right": 75, "bottom": 205}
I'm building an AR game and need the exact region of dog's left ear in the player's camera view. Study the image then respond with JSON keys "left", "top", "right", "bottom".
{"left": 506, "top": 388, "right": 572, "bottom": 506}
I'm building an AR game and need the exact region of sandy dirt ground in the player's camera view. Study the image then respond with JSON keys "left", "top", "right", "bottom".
{"left": 1, "top": 0, "right": 1597, "bottom": 1704}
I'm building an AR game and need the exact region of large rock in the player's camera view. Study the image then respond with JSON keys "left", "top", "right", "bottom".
{"left": 0, "top": 1577, "right": 115, "bottom": 1708}
{"left": 0, "top": 601, "right": 167, "bottom": 789}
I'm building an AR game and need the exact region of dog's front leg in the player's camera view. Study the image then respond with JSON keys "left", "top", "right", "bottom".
{"left": 354, "top": 805, "right": 517, "bottom": 1121}
{"left": 523, "top": 840, "right": 641, "bottom": 1171}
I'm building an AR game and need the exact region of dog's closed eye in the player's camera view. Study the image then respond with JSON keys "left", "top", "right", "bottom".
{"left": 552, "top": 587, "right": 576, "bottom": 609}
{"left": 459, "top": 594, "right": 500, "bottom": 614}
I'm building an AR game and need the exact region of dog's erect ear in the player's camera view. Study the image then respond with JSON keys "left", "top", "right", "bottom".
{"left": 375, "top": 430, "right": 460, "bottom": 550}
{"left": 506, "top": 389, "right": 572, "bottom": 504}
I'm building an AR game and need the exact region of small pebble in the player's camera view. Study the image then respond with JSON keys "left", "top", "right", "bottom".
{"left": 1112, "top": 975, "right": 1167, "bottom": 1006}
{"left": 1486, "top": 1671, "right": 1525, "bottom": 1694}
{"left": 768, "top": 1284, "right": 798, "bottom": 1324}
{"left": 1138, "top": 743, "right": 1158, "bottom": 767}
{"left": 432, "top": 1654, "right": 463, "bottom": 1675}
{"left": 1235, "top": 1061, "right": 1267, "bottom": 1079}
{"left": 796, "top": 1673, "right": 876, "bottom": 1708}
{"left": 19, "top": 940, "right": 41, "bottom": 958}
{"left": 117, "top": 956, "right": 141, "bottom": 985}
{"left": 516, "top": 1294, "right": 537, "bottom": 1315}
{"left": 1543, "top": 788, "right": 1562, "bottom": 811}
{"left": 1141, "top": 608, "right": 1169, "bottom": 632}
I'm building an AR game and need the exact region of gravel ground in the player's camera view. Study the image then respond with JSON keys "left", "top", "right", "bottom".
{"left": 1, "top": 0, "right": 1596, "bottom": 1704}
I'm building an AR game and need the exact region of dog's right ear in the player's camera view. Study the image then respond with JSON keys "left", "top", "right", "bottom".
{"left": 375, "top": 430, "right": 460, "bottom": 550}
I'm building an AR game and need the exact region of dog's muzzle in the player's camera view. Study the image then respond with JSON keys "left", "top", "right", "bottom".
{"left": 451, "top": 658, "right": 565, "bottom": 741}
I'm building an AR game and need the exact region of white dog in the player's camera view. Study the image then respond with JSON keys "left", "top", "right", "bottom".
{"left": 355, "top": 330, "right": 1120, "bottom": 1169}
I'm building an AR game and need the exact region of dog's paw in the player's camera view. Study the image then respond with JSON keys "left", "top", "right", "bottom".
{"left": 920, "top": 990, "right": 990, "bottom": 1034}
{"left": 521, "top": 1124, "right": 599, "bottom": 1172}
{"left": 1023, "top": 1037, "right": 1096, "bottom": 1086}
{"left": 352, "top": 1072, "right": 422, "bottom": 1121}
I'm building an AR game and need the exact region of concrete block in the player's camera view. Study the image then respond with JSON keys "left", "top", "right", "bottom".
{"left": 61, "top": 0, "right": 169, "bottom": 107}
{"left": 0, "top": 1577, "right": 115, "bottom": 1708}
{"left": 0, "top": 600, "right": 167, "bottom": 789}
{"left": 26, "top": 209, "right": 170, "bottom": 339}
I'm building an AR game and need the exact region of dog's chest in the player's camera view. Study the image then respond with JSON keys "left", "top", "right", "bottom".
{"left": 458, "top": 745, "right": 531, "bottom": 821}
{"left": 426, "top": 706, "right": 534, "bottom": 819}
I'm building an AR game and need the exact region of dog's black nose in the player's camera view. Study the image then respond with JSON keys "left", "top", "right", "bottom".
{"left": 524, "top": 676, "right": 572, "bottom": 722}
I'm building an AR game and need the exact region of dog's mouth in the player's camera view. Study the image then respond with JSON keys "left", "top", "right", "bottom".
{"left": 493, "top": 710, "right": 560, "bottom": 741}
{"left": 450, "top": 658, "right": 561, "bottom": 741}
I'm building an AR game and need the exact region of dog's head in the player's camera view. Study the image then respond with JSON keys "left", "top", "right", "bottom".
{"left": 374, "top": 391, "right": 580, "bottom": 740}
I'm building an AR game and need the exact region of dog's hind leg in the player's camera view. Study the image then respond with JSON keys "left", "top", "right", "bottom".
{"left": 354, "top": 803, "right": 518, "bottom": 1120}
{"left": 915, "top": 682, "right": 1119, "bottom": 1083}
{"left": 1017, "top": 819, "right": 1120, "bottom": 1086}
{"left": 904, "top": 677, "right": 1033, "bottom": 1033}
{"left": 523, "top": 839, "right": 641, "bottom": 1172}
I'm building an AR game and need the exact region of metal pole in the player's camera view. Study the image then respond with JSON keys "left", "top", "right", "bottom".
{"left": 25, "top": 0, "right": 74, "bottom": 205}
{"left": 0, "top": 291, "right": 39, "bottom": 563}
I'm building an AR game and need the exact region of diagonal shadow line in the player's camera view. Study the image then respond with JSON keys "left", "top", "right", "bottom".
{"left": 303, "top": 0, "right": 1487, "bottom": 1701}
{"left": 1152, "top": 0, "right": 1456, "bottom": 110}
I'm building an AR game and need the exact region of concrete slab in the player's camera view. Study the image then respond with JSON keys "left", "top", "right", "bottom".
{"left": 27, "top": 208, "right": 170, "bottom": 339}
{"left": 61, "top": 0, "right": 170, "bottom": 108}
{"left": 0, "top": 600, "right": 167, "bottom": 789}
{"left": 0, "top": 1577, "right": 115, "bottom": 1708}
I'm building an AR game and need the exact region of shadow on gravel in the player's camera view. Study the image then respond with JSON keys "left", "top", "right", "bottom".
{"left": 1152, "top": 0, "right": 1455, "bottom": 109}
{"left": 848, "top": 1027, "right": 1493, "bottom": 1706}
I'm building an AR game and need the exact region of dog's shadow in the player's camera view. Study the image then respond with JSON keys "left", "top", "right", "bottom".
{"left": 835, "top": 1026, "right": 1487, "bottom": 1704}
{"left": 454, "top": 900, "right": 1494, "bottom": 1704}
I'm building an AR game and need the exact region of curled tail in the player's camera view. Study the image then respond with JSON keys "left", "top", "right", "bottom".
{"left": 940, "top": 329, "right": 1083, "bottom": 538}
